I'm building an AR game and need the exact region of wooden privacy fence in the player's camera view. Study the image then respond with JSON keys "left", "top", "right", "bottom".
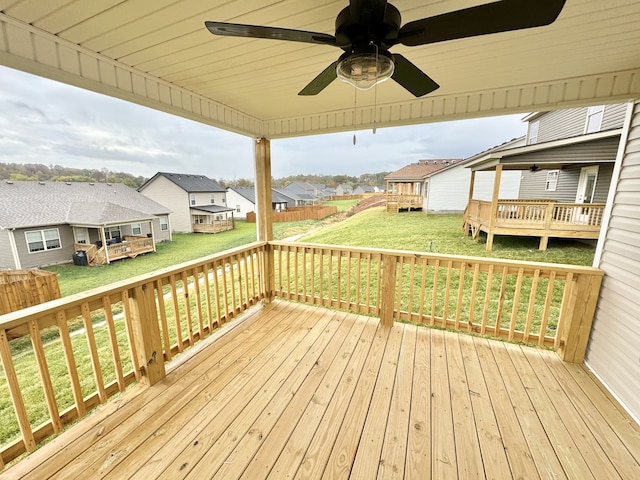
{"left": 0, "top": 242, "right": 266, "bottom": 466}
{"left": 270, "top": 241, "right": 603, "bottom": 360}
{"left": 246, "top": 205, "right": 337, "bottom": 223}
{"left": 0, "top": 270, "right": 60, "bottom": 315}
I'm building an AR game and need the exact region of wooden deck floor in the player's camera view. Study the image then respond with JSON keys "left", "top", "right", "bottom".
{"left": 4, "top": 301, "right": 640, "bottom": 479}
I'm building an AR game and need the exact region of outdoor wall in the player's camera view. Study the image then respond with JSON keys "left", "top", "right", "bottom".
{"left": 13, "top": 225, "right": 75, "bottom": 269}
{"left": 0, "top": 229, "right": 19, "bottom": 269}
{"left": 518, "top": 163, "right": 614, "bottom": 203}
{"left": 586, "top": 101, "right": 640, "bottom": 423}
{"left": 427, "top": 167, "right": 520, "bottom": 212}
{"left": 139, "top": 175, "right": 191, "bottom": 232}
{"left": 225, "top": 189, "right": 255, "bottom": 219}
{"left": 529, "top": 104, "right": 627, "bottom": 144}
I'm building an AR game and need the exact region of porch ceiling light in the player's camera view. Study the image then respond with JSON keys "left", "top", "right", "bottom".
{"left": 336, "top": 51, "right": 394, "bottom": 91}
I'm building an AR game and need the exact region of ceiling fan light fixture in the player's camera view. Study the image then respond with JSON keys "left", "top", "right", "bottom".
{"left": 336, "top": 52, "right": 394, "bottom": 90}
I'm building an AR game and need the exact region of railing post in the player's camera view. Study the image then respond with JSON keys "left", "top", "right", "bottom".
{"left": 128, "top": 282, "right": 165, "bottom": 385}
{"left": 540, "top": 202, "right": 556, "bottom": 250}
{"left": 380, "top": 254, "right": 397, "bottom": 327}
{"left": 556, "top": 273, "right": 603, "bottom": 362}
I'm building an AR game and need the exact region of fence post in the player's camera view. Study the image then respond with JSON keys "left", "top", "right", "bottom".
{"left": 556, "top": 272, "right": 603, "bottom": 363}
{"left": 128, "top": 282, "right": 165, "bottom": 385}
{"left": 380, "top": 254, "right": 397, "bottom": 327}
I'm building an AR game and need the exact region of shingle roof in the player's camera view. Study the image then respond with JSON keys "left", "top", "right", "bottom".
{"left": 229, "top": 187, "right": 292, "bottom": 204}
{"left": 139, "top": 172, "right": 226, "bottom": 193}
{"left": 0, "top": 181, "right": 171, "bottom": 229}
{"left": 384, "top": 159, "right": 462, "bottom": 181}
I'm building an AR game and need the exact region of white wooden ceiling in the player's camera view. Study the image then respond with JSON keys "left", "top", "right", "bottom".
{"left": 1, "top": 0, "right": 639, "bottom": 138}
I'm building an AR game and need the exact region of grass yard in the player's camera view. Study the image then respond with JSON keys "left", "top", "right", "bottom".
{"left": 300, "top": 207, "right": 596, "bottom": 266}
{"left": 323, "top": 198, "right": 360, "bottom": 212}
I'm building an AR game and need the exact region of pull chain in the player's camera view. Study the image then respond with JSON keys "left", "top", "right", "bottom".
{"left": 372, "top": 41, "right": 378, "bottom": 134}
{"left": 353, "top": 87, "right": 357, "bottom": 145}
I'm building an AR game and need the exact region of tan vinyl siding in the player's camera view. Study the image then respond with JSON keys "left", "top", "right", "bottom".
{"left": 586, "top": 101, "right": 640, "bottom": 422}
{"left": 139, "top": 175, "right": 192, "bottom": 232}
{"left": 531, "top": 104, "right": 626, "bottom": 144}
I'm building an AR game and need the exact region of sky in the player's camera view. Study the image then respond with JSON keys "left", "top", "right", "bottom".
{"left": 0, "top": 65, "right": 527, "bottom": 181}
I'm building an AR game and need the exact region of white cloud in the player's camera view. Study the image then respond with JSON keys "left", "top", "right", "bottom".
{"left": 0, "top": 65, "right": 526, "bottom": 180}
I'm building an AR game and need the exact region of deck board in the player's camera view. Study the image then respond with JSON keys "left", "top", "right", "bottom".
{"left": 3, "top": 300, "right": 640, "bottom": 480}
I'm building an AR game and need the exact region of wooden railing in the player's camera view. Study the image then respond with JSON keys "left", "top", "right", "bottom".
{"left": 192, "top": 219, "right": 234, "bottom": 233}
{"left": 465, "top": 199, "right": 605, "bottom": 229}
{"left": 0, "top": 242, "right": 266, "bottom": 466}
{"left": 75, "top": 237, "right": 155, "bottom": 265}
{"left": 270, "top": 241, "right": 602, "bottom": 358}
{"left": 0, "top": 240, "right": 603, "bottom": 468}
{"left": 385, "top": 194, "right": 423, "bottom": 212}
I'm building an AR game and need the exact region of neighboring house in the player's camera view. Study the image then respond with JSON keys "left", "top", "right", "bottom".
{"left": 0, "top": 181, "right": 171, "bottom": 269}
{"left": 281, "top": 182, "right": 320, "bottom": 204}
{"left": 463, "top": 104, "right": 626, "bottom": 250}
{"left": 138, "top": 172, "right": 235, "bottom": 233}
{"left": 335, "top": 184, "right": 354, "bottom": 196}
{"left": 384, "top": 158, "right": 521, "bottom": 213}
{"left": 353, "top": 185, "right": 375, "bottom": 195}
{"left": 226, "top": 186, "right": 292, "bottom": 219}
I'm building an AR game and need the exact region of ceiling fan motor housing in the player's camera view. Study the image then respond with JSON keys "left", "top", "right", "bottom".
{"left": 334, "top": 3, "right": 401, "bottom": 52}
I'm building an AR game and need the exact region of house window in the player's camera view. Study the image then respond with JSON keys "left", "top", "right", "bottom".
{"left": 190, "top": 193, "right": 196, "bottom": 206}
{"left": 160, "top": 216, "right": 169, "bottom": 231}
{"left": 529, "top": 120, "right": 539, "bottom": 144}
{"left": 26, "top": 228, "right": 61, "bottom": 253}
{"left": 236, "top": 205, "right": 241, "bottom": 213}
{"left": 545, "top": 170, "right": 559, "bottom": 191}
{"left": 104, "top": 226, "right": 121, "bottom": 241}
{"left": 585, "top": 105, "right": 604, "bottom": 133}
{"left": 131, "top": 223, "right": 142, "bottom": 235}
{"left": 210, "top": 193, "right": 216, "bottom": 204}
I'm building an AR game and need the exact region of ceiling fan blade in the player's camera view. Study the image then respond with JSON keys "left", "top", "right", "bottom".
{"left": 298, "top": 61, "right": 339, "bottom": 96}
{"left": 398, "top": 0, "right": 566, "bottom": 47}
{"left": 391, "top": 54, "right": 439, "bottom": 97}
{"left": 205, "top": 21, "right": 337, "bottom": 46}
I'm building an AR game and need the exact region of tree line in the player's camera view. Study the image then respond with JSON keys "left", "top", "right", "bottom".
{"left": 0, "top": 163, "right": 146, "bottom": 188}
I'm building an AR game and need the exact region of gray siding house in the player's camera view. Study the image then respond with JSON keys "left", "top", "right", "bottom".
{"left": 226, "top": 186, "right": 292, "bottom": 219}
{"left": 138, "top": 172, "right": 234, "bottom": 233}
{"left": 0, "top": 181, "right": 171, "bottom": 269}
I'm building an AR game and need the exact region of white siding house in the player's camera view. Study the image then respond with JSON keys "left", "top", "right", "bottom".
{"left": 587, "top": 101, "right": 640, "bottom": 423}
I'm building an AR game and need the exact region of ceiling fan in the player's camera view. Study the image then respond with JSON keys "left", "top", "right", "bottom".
{"left": 205, "top": 0, "right": 566, "bottom": 97}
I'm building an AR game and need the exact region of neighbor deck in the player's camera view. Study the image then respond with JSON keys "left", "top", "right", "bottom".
{"left": 5, "top": 301, "right": 639, "bottom": 480}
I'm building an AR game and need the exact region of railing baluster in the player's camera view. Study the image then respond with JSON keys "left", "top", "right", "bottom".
{"left": 121, "top": 290, "right": 141, "bottom": 381}
{"left": 430, "top": 259, "right": 440, "bottom": 325}
{"left": 468, "top": 263, "right": 480, "bottom": 332}
{"left": 81, "top": 302, "right": 106, "bottom": 403}
{"left": 481, "top": 265, "right": 494, "bottom": 335}
{"left": 442, "top": 260, "right": 453, "bottom": 328}
{"left": 509, "top": 268, "right": 525, "bottom": 341}
{"left": 494, "top": 266, "right": 509, "bottom": 335}
{"left": 523, "top": 269, "right": 541, "bottom": 343}
{"left": 202, "top": 263, "right": 214, "bottom": 333}
{"left": 229, "top": 255, "right": 238, "bottom": 316}
{"left": 28, "top": 320, "right": 62, "bottom": 433}
{"left": 395, "top": 255, "right": 405, "bottom": 318}
{"left": 56, "top": 311, "right": 86, "bottom": 417}
{"left": 407, "top": 256, "right": 416, "bottom": 322}
{"left": 455, "top": 262, "right": 466, "bottom": 330}
{"left": 168, "top": 275, "right": 183, "bottom": 352}
{"left": 212, "top": 260, "right": 222, "bottom": 327}
{"left": 180, "top": 271, "right": 194, "bottom": 346}
{"left": 0, "top": 329, "right": 36, "bottom": 451}
{"left": 192, "top": 266, "right": 204, "bottom": 338}
{"left": 102, "top": 295, "right": 126, "bottom": 389}
{"left": 539, "top": 271, "right": 557, "bottom": 346}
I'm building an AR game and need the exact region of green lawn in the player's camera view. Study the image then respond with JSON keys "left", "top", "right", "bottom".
{"left": 323, "top": 198, "right": 360, "bottom": 212}
{"left": 299, "top": 207, "right": 596, "bottom": 266}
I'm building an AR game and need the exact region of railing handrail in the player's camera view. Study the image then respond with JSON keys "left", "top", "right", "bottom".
{"left": 0, "top": 241, "right": 267, "bottom": 332}
{"left": 268, "top": 240, "right": 603, "bottom": 277}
